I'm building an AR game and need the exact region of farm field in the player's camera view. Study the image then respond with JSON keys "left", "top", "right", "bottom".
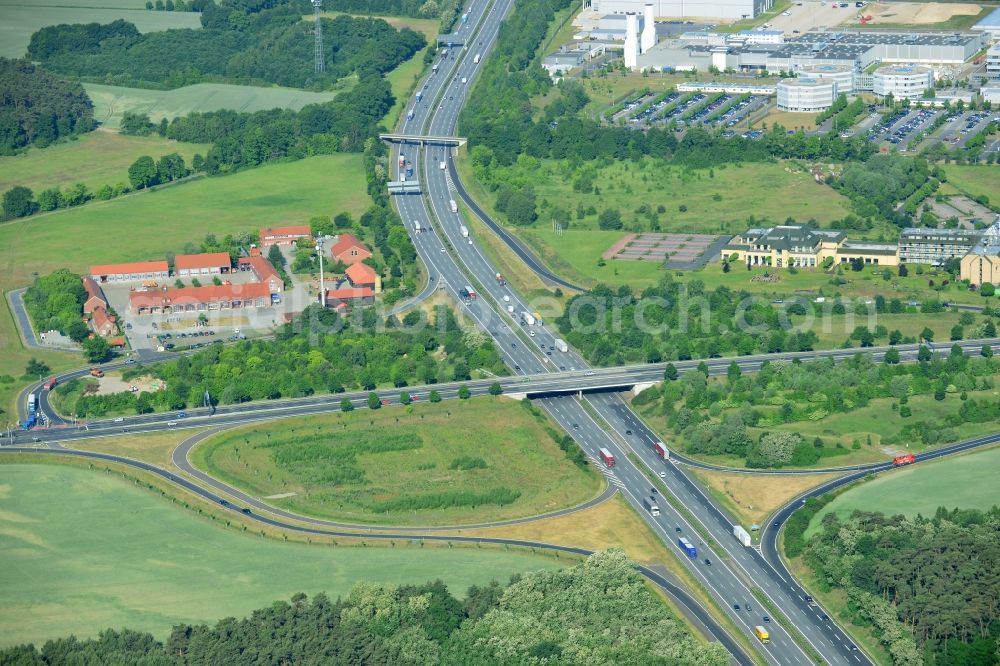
{"left": 805, "top": 445, "right": 1000, "bottom": 538}
{"left": 192, "top": 399, "right": 603, "bottom": 526}
{"left": 0, "top": 462, "right": 563, "bottom": 647}
{"left": 0, "top": 3, "right": 200, "bottom": 59}
{"left": 0, "top": 131, "right": 209, "bottom": 195}
{"left": 84, "top": 82, "right": 342, "bottom": 130}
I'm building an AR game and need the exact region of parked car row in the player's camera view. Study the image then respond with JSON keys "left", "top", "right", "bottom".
{"left": 688, "top": 95, "right": 731, "bottom": 124}
{"left": 885, "top": 109, "right": 936, "bottom": 145}
{"left": 629, "top": 92, "right": 680, "bottom": 124}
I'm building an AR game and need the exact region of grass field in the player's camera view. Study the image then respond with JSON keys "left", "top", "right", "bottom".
{"left": 754, "top": 109, "right": 817, "bottom": 132}
{"left": 0, "top": 131, "right": 209, "bottom": 194}
{"left": 192, "top": 399, "right": 602, "bottom": 526}
{"left": 84, "top": 82, "right": 342, "bottom": 129}
{"left": 0, "top": 3, "right": 200, "bottom": 59}
{"left": 0, "top": 462, "right": 564, "bottom": 646}
{"left": 945, "top": 164, "right": 1000, "bottom": 206}
{"left": 690, "top": 469, "right": 841, "bottom": 529}
{"left": 805, "top": 445, "right": 1000, "bottom": 538}
{"left": 474, "top": 159, "right": 852, "bottom": 289}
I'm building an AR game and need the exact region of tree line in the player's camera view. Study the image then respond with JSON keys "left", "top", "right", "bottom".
{"left": 23, "top": 269, "right": 90, "bottom": 342}
{"left": 27, "top": 2, "right": 425, "bottom": 90}
{"left": 0, "top": 58, "right": 94, "bottom": 157}
{"left": 803, "top": 507, "right": 1000, "bottom": 665}
{"left": 636, "top": 348, "right": 999, "bottom": 468}
{"left": 1, "top": 550, "right": 729, "bottom": 665}
{"left": 67, "top": 304, "right": 505, "bottom": 416}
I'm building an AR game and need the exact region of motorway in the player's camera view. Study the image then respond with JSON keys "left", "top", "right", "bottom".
{"left": 391, "top": 4, "right": 872, "bottom": 664}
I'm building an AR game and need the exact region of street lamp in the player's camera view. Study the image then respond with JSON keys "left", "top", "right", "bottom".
{"left": 316, "top": 235, "right": 326, "bottom": 308}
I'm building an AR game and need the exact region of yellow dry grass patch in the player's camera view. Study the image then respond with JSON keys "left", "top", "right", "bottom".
{"left": 691, "top": 469, "right": 842, "bottom": 527}
{"left": 861, "top": 2, "right": 981, "bottom": 25}
{"left": 72, "top": 430, "right": 199, "bottom": 470}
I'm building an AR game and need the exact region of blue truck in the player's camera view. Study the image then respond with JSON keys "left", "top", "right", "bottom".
{"left": 678, "top": 537, "right": 697, "bottom": 559}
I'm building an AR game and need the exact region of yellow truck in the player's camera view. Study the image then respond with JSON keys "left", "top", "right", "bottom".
{"left": 754, "top": 626, "right": 770, "bottom": 644}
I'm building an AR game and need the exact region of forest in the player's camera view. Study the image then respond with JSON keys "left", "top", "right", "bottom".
{"left": 803, "top": 508, "right": 1000, "bottom": 666}
{"left": 27, "top": 1, "right": 425, "bottom": 90}
{"left": 0, "top": 58, "right": 94, "bottom": 155}
{"left": 635, "top": 348, "right": 999, "bottom": 467}
{"left": 0, "top": 550, "right": 729, "bottom": 665}
{"left": 69, "top": 304, "right": 505, "bottom": 416}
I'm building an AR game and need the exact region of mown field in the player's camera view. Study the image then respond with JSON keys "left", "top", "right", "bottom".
{"left": 805, "top": 445, "right": 1000, "bottom": 538}
{"left": 193, "top": 399, "right": 602, "bottom": 526}
{"left": 0, "top": 131, "right": 208, "bottom": 194}
{"left": 0, "top": 2, "right": 200, "bottom": 59}
{"left": 84, "top": 82, "right": 343, "bottom": 129}
{"left": 0, "top": 462, "right": 564, "bottom": 646}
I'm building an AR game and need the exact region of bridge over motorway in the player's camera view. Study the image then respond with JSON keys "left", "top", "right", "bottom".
{"left": 379, "top": 133, "right": 467, "bottom": 147}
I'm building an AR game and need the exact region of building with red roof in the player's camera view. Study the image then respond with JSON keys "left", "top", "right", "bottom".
{"left": 237, "top": 256, "right": 284, "bottom": 293}
{"left": 345, "top": 262, "right": 378, "bottom": 290}
{"left": 260, "top": 225, "right": 311, "bottom": 247}
{"left": 175, "top": 252, "right": 232, "bottom": 276}
{"left": 81, "top": 276, "right": 108, "bottom": 315}
{"left": 130, "top": 282, "right": 273, "bottom": 315}
{"left": 330, "top": 233, "right": 372, "bottom": 265}
{"left": 91, "top": 260, "right": 169, "bottom": 284}
{"left": 324, "top": 287, "right": 374, "bottom": 306}
{"left": 91, "top": 306, "right": 117, "bottom": 337}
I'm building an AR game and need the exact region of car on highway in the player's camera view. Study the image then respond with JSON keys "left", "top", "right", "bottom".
{"left": 125, "top": 359, "right": 136, "bottom": 365}
{"left": 503, "top": 295, "right": 510, "bottom": 302}
{"left": 746, "top": 604, "right": 751, "bottom": 612}
{"left": 220, "top": 499, "right": 229, "bottom": 507}
{"left": 675, "top": 527, "right": 682, "bottom": 533}
{"left": 241, "top": 507, "right": 252, "bottom": 515}
{"left": 586, "top": 370, "right": 595, "bottom": 376}
{"left": 733, "top": 603, "right": 740, "bottom": 610}
{"left": 114, "top": 417, "right": 125, "bottom": 423}
{"left": 177, "top": 411, "right": 187, "bottom": 418}
{"left": 380, "top": 400, "right": 391, "bottom": 406}
{"left": 704, "top": 558, "right": 711, "bottom": 565}
{"left": 659, "top": 471, "right": 666, "bottom": 478}
{"left": 763, "top": 615, "right": 771, "bottom": 623}
{"left": 650, "top": 487, "right": 657, "bottom": 494}
{"left": 820, "top": 613, "right": 829, "bottom": 620}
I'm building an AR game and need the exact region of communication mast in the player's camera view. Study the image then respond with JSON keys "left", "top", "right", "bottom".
{"left": 313, "top": 0, "right": 325, "bottom": 74}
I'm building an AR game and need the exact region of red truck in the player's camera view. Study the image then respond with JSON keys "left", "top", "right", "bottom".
{"left": 599, "top": 447, "right": 616, "bottom": 467}
{"left": 654, "top": 441, "right": 669, "bottom": 460}
{"left": 892, "top": 453, "right": 915, "bottom": 466}
{"left": 43, "top": 377, "right": 57, "bottom": 391}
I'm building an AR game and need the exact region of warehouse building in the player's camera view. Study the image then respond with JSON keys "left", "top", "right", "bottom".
{"left": 987, "top": 43, "right": 1000, "bottom": 80}
{"left": 129, "top": 282, "right": 273, "bottom": 315}
{"left": 960, "top": 220, "right": 1000, "bottom": 287}
{"left": 90, "top": 260, "right": 170, "bottom": 284}
{"left": 898, "top": 228, "right": 983, "bottom": 266}
{"left": 872, "top": 64, "right": 934, "bottom": 99}
{"left": 632, "top": 29, "right": 985, "bottom": 74}
{"left": 590, "top": 0, "right": 773, "bottom": 20}
{"left": 973, "top": 6, "right": 1000, "bottom": 42}
{"left": 174, "top": 252, "right": 232, "bottom": 276}
{"left": 777, "top": 77, "right": 838, "bottom": 112}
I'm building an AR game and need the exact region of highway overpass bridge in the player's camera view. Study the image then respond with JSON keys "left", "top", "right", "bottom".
{"left": 379, "top": 133, "right": 467, "bottom": 147}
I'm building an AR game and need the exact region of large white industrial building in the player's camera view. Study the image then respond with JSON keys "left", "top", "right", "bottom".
{"left": 872, "top": 64, "right": 934, "bottom": 100}
{"left": 777, "top": 77, "right": 837, "bottom": 112}
{"left": 590, "top": 0, "right": 773, "bottom": 21}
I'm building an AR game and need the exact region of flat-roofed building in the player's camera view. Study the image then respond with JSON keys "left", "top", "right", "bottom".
{"left": 899, "top": 227, "right": 983, "bottom": 266}
{"left": 873, "top": 64, "right": 933, "bottom": 100}
{"left": 90, "top": 260, "right": 169, "bottom": 284}
{"left": 777, "top": 77, "right": 837, "bottom": 112}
